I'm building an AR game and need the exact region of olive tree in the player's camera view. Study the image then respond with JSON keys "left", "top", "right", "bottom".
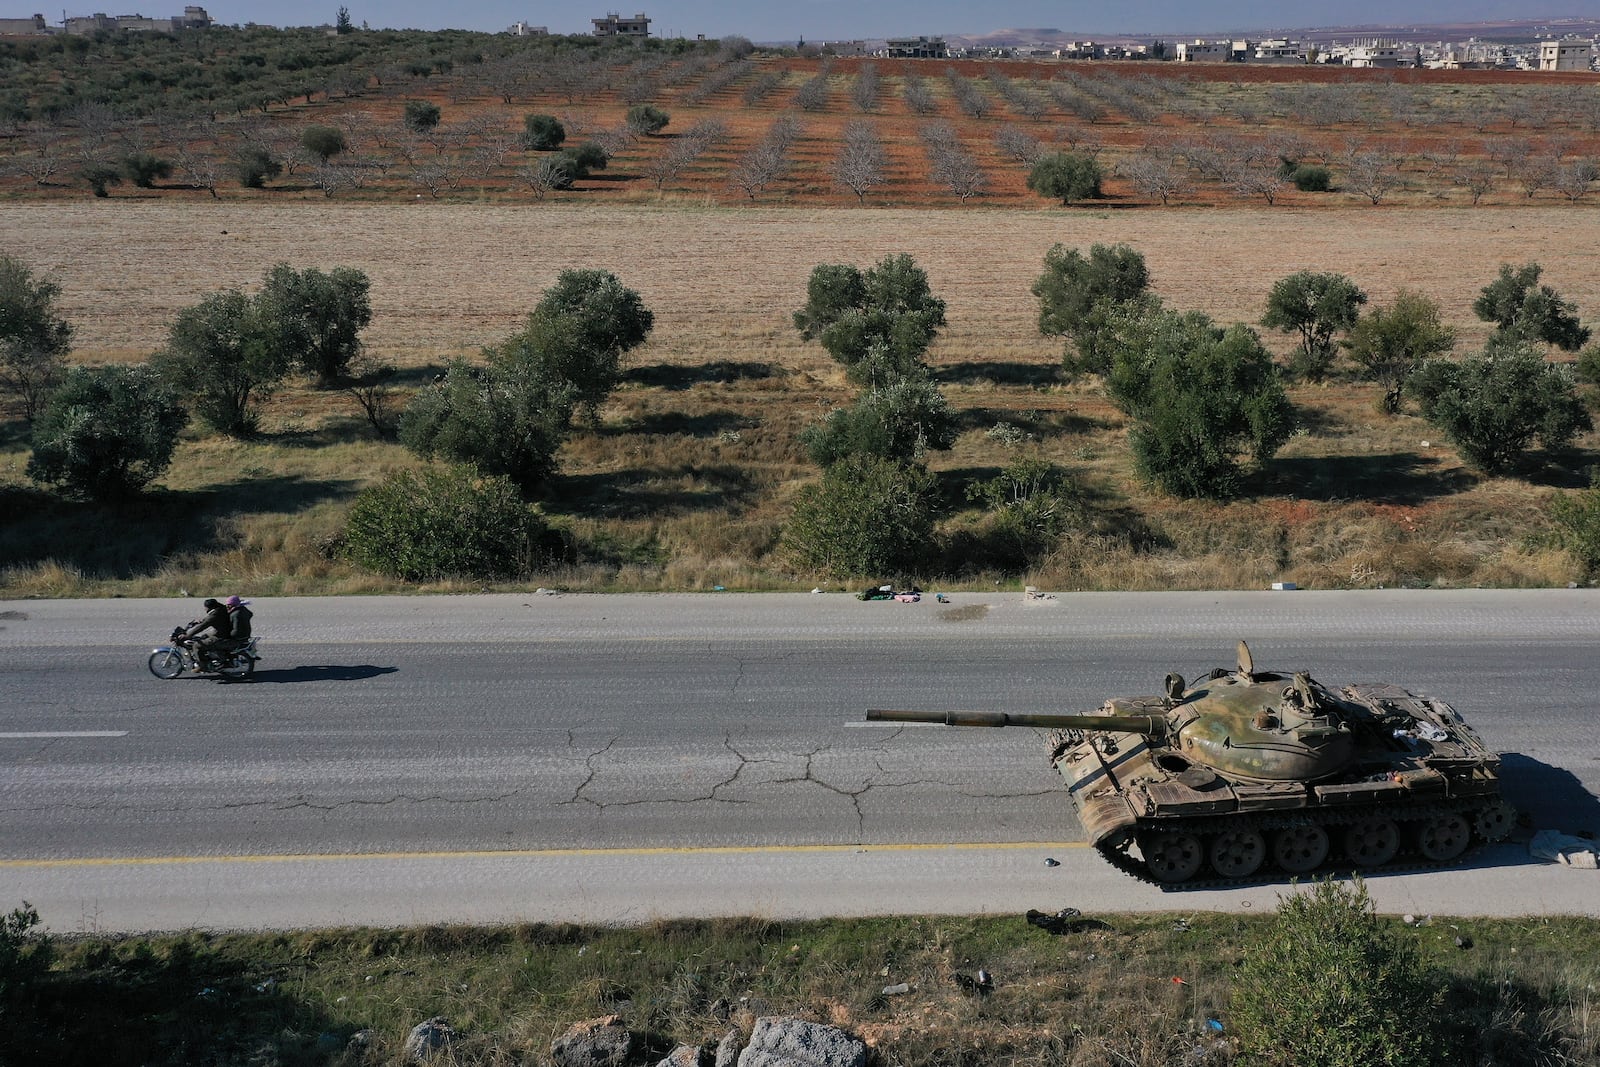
{"left": 1106, "top": 307, "right": 1294, "bottom": 499}
{"left": 152, "top": 288, "right": 288, "bottom": 437}
{"left": 400, "top": 270, "right": 654, "bottom": 493}
{"left": 1032, "top": 242, "right": 1151, "bottom": 376}
{"left": 1344, "top": 289, "right": 1457, "bottom": 414}
{"left": 783, "top": 454, "right": 940, "bottom": 579}
{"left": 1409, "top": 339, "right": 1591, "bottom": 476}
{"left": 299, "top": 124, "right": 346, "bottom": 163}
{"left": 793, "top": 254, "right": 946, "bottom": 386}
{"left": 497, "top": 268, "right": 654, "bottom": 419}
{"left": 345, "top": 466, "right": 546, "bottom": 581}
{"left": 522, "top": 113, "right": 565, "bottom": 151}
{"left": 1472, "top": 262, "right": 1591, "bottom": 352}
{"left": 1232, "top": 878, "right": 1442, "bottom": 1067}
{"left": 1025, "top": 151, "right": 1102, "bottom": 205}
{"left": 625, "top": 104, "right": 669, "bottom": 136}
{"left": 399, "top": 357, "right": 578, "bottom": 497}
{"left": 255, "top": 263, "right": 372, "bottom": 387}
{"left": 1260, "top": 270, "right": 1368, "bottom": 381}
{"left": 402, "top": 99, "right": 441, "bottom": 133}
{"left": 801, "top": 372, "right": 958, "bottom": 467}
{"left": 0, "top": 254, "right": 73, "bottom": 421}
{"left": 27, "top": 365, "right": 186, "bottom": 501}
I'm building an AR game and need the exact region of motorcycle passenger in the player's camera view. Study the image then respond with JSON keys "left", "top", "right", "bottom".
{"left": 182, "top": 598, "right": 233, "bottom": 671}
{"left": 222, "top": 595, "right": 253, "bottom": 651}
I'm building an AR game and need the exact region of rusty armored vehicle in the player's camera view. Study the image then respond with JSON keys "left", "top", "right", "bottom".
{"left": 868, "top": 641, "right": 1514, "bottom": 886}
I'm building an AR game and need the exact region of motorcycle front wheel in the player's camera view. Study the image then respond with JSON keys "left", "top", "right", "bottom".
{"left": 217, "top": 656, "right": 255, "bottom": 681}
{"left": 148, "top": 649, "right": 184, "bottom": 679}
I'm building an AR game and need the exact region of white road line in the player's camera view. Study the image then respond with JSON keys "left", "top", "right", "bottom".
{"left": 0, "top": 731, "right": 128, "bottom": 738}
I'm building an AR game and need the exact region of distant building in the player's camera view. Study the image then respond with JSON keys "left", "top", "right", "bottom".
{"left": 60, "top": 6, "right": 211, "bottom": 32}
{"left": 1343, "top": 41, "right": 1416, "bottom": 68}
{"left": 1175, "top": 39, "right": 1230, "bottom": 62}
{"left": 881, "top": 35, "right": 947, "bottom": 59}
{"left": 0, "top": 12, "right": 50, "bottom": 33}
{"left": 1539, "top": 40, "right": 1592, "bottom": 71}
{"left": 506, "top": 21, "right": 549, "bottom": 36}
{"left": 1054, "top": 40, "right": 1100, "bottom": 60}
{"left": 1250, "top": 39, "right": 1306, "bottom": 64}
{"left": 593, "top": 11, "right": 649, "bottom": 38}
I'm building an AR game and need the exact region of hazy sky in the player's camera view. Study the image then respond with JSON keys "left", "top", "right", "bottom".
{"left": 203, "top": 1, "right": 1585, "bottom": 39}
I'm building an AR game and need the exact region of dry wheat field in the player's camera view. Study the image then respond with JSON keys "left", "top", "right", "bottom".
{"left": 1, "top": 199, "right": 1597, "bottom": 595}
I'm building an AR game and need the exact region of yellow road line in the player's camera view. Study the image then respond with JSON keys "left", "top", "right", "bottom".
{"left": 1, "top": 841, "right": 1089, "bottom": 870}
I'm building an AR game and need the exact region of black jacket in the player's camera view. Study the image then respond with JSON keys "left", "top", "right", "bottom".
{"left": 185, "top": 604, "right": 232, "bottom": 642}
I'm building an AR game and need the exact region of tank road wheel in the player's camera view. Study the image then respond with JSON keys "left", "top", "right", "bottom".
{"left": 1474, "top": 802, "right": 1517, "bottom": 843}
{"left": 1342, "top": 818, "right": 1401, "bottom": 868}
{"left": 1270, "top": 823, "right": 1330, "bottom": 874}
{"left": 1208, "top": 829, "right": 1267, "bottom": 878}
{"left": 1141, "top": 832, "right": 1205, "bottom": 884}
{"left": 1417, "top": 813, "right": 1472, "bottom": 862}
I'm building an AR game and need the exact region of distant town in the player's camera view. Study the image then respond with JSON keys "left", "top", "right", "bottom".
{"left": 0, "top": 7, "right": 1596, "bottom": 72}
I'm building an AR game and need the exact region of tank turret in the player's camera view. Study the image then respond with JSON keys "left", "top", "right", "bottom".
{"left": 866, "top": 641, "right": 1514, "bottom": 886}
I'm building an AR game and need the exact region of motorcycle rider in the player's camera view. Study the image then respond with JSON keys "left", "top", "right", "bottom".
{"left": 182, "top": 598, "right": 233, "bottom": 671}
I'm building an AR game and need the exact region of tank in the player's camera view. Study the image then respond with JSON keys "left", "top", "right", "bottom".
{"left": 867, "top": 641, "right": 1515, "bottom": 886}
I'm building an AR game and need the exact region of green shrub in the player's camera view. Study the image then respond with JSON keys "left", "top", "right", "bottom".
{"left": 1025, "top": 151, "right": 1102, "bottom": 205}
{"left": 625, "top": 104, "right": 669, "bottom": 135}
{"left": 1410, "top": 342, "right": 1591, "bottom": 475}
{"left": 0, "top": 902, "right": 50, "bottom": 1005}
{"left": 562, "top": 142, "right": 608, "bottom": 175}
{"left": 1107, "top": 309, "right": 1294, "bottom": 499}
{"left": 1293, "top": 164, "right": 1331, "bottom": 191}
{"left": 119, "top": 151, "right": 172, "bottom": 188}
{"left": 79, "top": 163, "right": 121, "bottom": 197}
{"left": 299, "top": 124, "right": 346, "bottom": 162}
{"left": 801, "top": 375, "right": 957, "bottom": 466}
{"left": 27, "top": 365, "right": 186, "bottom": 501}
{"left": 235, "top": 146, "right": 281, "bottom": 188}
{"left": 402, "top": 99, "right": 440, "bottom": 132}
{"left": 1550, "top": 467, "right": 1600, "bottom": 579}
{"left": 1232, "top": 878, "right": 1443, "bottom": 1067}
{"left": 522, "top": 113, "right": 565, "bottom": 150}
{"left": 783, "top": 455, "right": 939, "bottom": 579}
{"left": 965, "top": 455, "right": 1081, "bottom": 567}
{"left": 345, "top": 466, "right": 547, "bottom": 581}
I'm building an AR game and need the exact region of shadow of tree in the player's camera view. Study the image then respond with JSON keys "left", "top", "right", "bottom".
{"left": 937, "top": 361, "right": 1062, "bottom": 388}
{"left": 548, "top": 463, "right": 757, "bottom": 519}
{"left": 1263, "top": 453, "right": 1476, "bottom": 504}
{"left": 15, "top": 935, "right": 354, "bottom": 1067}
{"left": 624, "top": 361, "right": 780, "bottom": 391}
{"left": 0, "top": 474, "right": 359, "bottom": 578}
{"left": 250, "top": 664, "right": 399, "bottom": 683}
{"left": 1437, "top": 972, "right": 1574, "bottom": 1066}
{"left": 600, "top": 410, "right": 754, "bottom": 439}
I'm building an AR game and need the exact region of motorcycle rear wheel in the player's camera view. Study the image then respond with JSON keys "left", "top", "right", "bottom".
{"left": 217, "top": 656, "right": 255, "bottom": 680}
{"left": 148, "top": 649, "right": 184, "bottom": 679}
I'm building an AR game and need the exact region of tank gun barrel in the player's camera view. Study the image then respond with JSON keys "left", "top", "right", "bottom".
{"left": 866, "top": 708, "right": 1168, "bottom": 737}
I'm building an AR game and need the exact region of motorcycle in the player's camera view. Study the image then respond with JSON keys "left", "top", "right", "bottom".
{"left": 148, "top": 626, "right": 260, "bottom": 680}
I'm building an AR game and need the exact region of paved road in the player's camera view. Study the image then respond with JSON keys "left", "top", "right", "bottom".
{"left": 2, "top": 591, "right": 1598, "bottom": 930}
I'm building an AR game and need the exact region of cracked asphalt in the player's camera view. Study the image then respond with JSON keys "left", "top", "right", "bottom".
{"left": 2, "top": 590, "right": 1599, "bottom": 930}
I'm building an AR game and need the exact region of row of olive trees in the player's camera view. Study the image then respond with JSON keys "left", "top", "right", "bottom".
{"left": 1038, "top": 242, "right": 1595, "bottom": 493}
{"left": 784, "top": 253, "right": 1084, "bottom": 578}
{"left": 1, "top": 254, "right": 375, "bottom": 500}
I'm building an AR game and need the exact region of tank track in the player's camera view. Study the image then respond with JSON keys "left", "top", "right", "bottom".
{"left": 1091, "top": 796, "right": 1515, "bottom": 891}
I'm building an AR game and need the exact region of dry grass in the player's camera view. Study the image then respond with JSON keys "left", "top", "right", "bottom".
{"left": 1, "top": 202, "right": 1596, "bottom": 595}
{"left": 17, "top": 912, "right": 1600, "bottom": 1066}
